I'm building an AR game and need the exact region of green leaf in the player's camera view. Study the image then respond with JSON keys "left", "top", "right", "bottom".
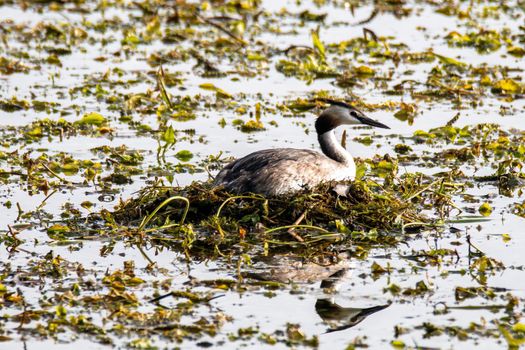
{"left": 391, "top": 339, "right": 405, "bottom": 349}
{"left": 478, "top": 202, "right": 493, "bottom": 217}
{"left": 508, "top": 46, "right": 525, "bottom": 57}
{"left": 311, "top": 29, "right": 325, "bottom": 61}
{"left": 199, "top": 83, "right": 233, "bottom": 99}
{"left": 513, "top": 323, "right": 525, "bottom": 333}
{"left": 241, "top": 119, "right": 265, "bottom": 132}
{"left": 499, "top": 324, "right": 525, "bottom": 348}
{"left": 433, "top": 53, "right": 466, "bottom": 67}
{"left": 47, "top": 224, "right": 71, "bottom": 234}
{"left": 145, "top": 17, "right": 160, "bottom": 36}
{"left": 60, "top": 162, "right": 80, "bottom": 173}
{"left": 78, "top": 112, "right": 107, "bottom": 126}
{"left": 355, "top": 65, "right": 375, "bottom": 76}
{"left": 355, "top": 164, "right": 367, "bottom": 179}
{"left": 161, "top": 125, "right": 176, "bottom": 144}
{"left": 175, "top": 150, "right": 193, "bottom": 162}
{"left": 26, "top": 127, "right": 43, "bottom": 137}
{"left": 492, "top": 79, "right": 522, "bottom": 94}
{"left": 157, "top": 66, "right": 173, "bottom": 109}
{"left": 56, "top": 305, "right": 67, "bottom": 318}
{"left": 371, "top": 261, "right": 387, "bottom": 274}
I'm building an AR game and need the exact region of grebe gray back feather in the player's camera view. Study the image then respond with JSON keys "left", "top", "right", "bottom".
{"left": 214, "top": 102, "right": 389, "bottom": 196}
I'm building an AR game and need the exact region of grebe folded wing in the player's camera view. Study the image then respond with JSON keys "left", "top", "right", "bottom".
{"left": 214, "top": 148, "right": 347, "bottom": 196}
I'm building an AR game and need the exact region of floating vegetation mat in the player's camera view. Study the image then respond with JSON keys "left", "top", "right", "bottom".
{"left": 107, "top": 174, "right": 453, "bottom": 256}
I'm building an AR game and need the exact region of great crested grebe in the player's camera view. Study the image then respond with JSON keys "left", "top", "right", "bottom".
{"left": 214, "top": 99, "right": 389, "bottom": 196}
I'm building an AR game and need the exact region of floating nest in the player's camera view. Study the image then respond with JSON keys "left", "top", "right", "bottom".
{"left": 109, "top": 178, "right": 437, "bottom": 254}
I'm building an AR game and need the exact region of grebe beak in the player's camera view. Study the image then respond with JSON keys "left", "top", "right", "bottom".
{"left": 356, "top": 114, "right": 390, "bottom": 129}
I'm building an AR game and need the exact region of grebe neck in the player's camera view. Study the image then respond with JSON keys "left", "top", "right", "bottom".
{"left": 318, "top": 130, "right": 354, "bottom": 166}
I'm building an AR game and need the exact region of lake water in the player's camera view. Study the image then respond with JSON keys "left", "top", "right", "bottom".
{"left": 1, "top": 0, "right": 524, "bottom": 349}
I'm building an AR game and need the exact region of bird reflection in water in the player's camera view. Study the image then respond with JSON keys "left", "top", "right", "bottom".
{"left": 245, "top": 254, "right": 390, "bottom": 333}
{"left": 315, "top": 299, "right": 390, "bottom": 333}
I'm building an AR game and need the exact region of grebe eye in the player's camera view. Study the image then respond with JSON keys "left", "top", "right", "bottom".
{"left": 350, "top": 110, "right": 358, "bottom": 118}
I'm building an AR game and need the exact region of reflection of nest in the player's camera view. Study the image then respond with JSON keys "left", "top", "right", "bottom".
{"left": 244, "top": 253, "right": 352, "bottom": 284}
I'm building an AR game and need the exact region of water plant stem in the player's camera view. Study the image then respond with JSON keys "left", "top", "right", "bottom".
{"left": 137, "top": 195, "right": 190, "bottom": 233}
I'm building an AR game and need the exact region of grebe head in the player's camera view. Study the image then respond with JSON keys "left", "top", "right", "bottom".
{"left": 315, "top": 99, "right": 390, "bottom": 134}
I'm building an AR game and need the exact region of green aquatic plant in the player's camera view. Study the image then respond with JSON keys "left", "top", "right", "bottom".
{"left": 106, "top": 173, "right": 455, "bottom": 257}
